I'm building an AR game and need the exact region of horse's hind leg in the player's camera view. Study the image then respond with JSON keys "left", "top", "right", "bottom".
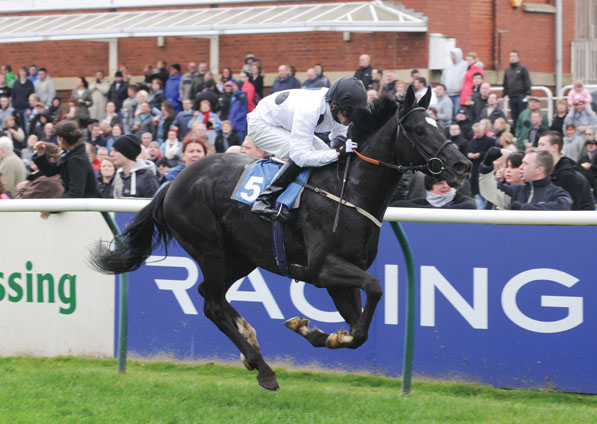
{"left": 196, "top": 252, "right": 279, "bottom": 391}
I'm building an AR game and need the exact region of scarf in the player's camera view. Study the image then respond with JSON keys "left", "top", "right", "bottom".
{"left": 426, "top": 188, "right": 457, "bottom": 208}
{"left": 164, "top": 139, "right": 180, "bottom": 160}
{"left": 201, "top": 111, "right": 211, "bottom": 125}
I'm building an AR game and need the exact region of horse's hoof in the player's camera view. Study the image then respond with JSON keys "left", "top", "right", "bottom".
{"left": 284, "top": 317, "right": 310, "bottom": 333}
{"left": 240, "top": 353, "right": 254, "bottom": 371}
{"left": 257, "top": 373, "right": 280, "bottom": 391}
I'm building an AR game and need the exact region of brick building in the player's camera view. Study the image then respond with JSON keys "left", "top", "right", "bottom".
{"left": 0, "top": 0, "right": 576, "bottom": 91}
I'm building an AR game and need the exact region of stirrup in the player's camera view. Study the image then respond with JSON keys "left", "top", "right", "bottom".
{"left": 273, "top": 204, "right": 291, "bottom": 222}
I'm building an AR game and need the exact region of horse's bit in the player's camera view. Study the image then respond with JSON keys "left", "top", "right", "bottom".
{"left": 353, "top": 106, "right": 453, "bottom": 175}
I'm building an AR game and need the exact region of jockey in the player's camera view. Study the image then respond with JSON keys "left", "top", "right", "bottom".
{"left": 247, "top": 77, "right": 368, "bottom": 221}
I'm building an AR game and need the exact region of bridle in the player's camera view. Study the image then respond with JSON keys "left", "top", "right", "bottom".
{"left": 353, "top": 106, "right": 453, "bottom": 175}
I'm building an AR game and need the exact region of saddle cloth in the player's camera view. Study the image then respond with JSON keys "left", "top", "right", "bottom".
{"left": 231, "top": 159, "right": 311, "bottom": 209}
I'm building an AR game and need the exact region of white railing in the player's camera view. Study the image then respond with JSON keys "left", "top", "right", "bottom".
{"left": 490, "top": 85, "right": 554, "bottom": 125}
{"left": 2, "top": 199, "right": 597, "bottom": 226}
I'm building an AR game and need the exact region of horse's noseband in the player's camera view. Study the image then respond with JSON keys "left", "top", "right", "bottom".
{"left": 353, "top": 106, "right": 453, "bottom": 175}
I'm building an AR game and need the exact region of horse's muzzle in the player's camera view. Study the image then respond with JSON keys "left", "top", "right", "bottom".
{"left": 449, "top": 159, "right": 472, "bottom": 186}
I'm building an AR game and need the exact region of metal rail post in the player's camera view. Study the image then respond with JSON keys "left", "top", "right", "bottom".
{"left": 100, "top": 212, "right": 129, "bottom": 374}
{"left": 390, "top": 222, "right": 416, "bottom": 395}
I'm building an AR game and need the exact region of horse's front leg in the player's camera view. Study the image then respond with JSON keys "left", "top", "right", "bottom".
{"left": 318, "top": 254, "right": 382, "bottom": 349}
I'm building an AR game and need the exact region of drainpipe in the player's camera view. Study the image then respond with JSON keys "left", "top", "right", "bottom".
{"left": 555, "top": 0, "right": 563, "bottom": 96}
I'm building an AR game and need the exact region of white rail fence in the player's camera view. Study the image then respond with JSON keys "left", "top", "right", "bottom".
{"left": 2, "top": 199, "right": 597, "bottom": 226}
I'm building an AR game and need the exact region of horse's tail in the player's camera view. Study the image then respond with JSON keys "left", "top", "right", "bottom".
{"left": 90, "top": 184, "right": 173, "bottom": 275}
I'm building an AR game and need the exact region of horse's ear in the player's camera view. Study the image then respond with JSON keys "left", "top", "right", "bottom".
{"left": 418, "top": 86, "right": 432, "bottom": 110}
{"left": 403, "top": 83, "right": 416, "bottom": 110}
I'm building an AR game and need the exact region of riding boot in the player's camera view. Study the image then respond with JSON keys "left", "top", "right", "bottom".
{"left": 251, "top": 160, "right": 302, "bottom": 222}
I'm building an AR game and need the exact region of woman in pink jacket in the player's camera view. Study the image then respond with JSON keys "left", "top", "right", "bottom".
{"left": 240, "top": 71, "right": 256, "bottom": 112}
{"left": 459, "top": 52, "right": 484, "bottom": 106}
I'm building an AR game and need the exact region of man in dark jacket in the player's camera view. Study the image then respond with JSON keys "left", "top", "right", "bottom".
{"left": 455, "top": 107, "right": 474, "bottom": 141}
{"left": 194, "top": 79, "right": 220, "bottom": 112}
{"left": 502, "top": 50, "right": 532, "bottom": 130}
{"left": 110, "top": 134, "right": 159, "bottom": 198}
{"left": 537, "top": 130, "right": 595, "bottom": 210}
{"left": 479, "top": 147, "right": 572, "bottom": 210}
{"left": 354, "top": 54, "right": 373, "bottom": 90}
{"left": 107, "top": 71, "right": 129, "bottom": 112}
{"left": 11, "top": 67, "right": 35, "bottom": 131}
{"left": 270, "top": 65, "right": 301, "bottom": 94}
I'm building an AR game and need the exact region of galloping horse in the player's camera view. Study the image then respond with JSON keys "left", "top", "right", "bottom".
{"left": 91, "top": 85, "right": 471, "bottom": 391}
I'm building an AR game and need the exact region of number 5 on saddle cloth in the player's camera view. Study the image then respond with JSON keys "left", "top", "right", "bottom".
{"left": 232, "top": 159, "right": 311, "bottom": 210}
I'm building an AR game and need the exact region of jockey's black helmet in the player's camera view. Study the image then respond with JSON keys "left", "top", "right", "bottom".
{"left": 326, "top": 77, "right": 368, "bottom": 110}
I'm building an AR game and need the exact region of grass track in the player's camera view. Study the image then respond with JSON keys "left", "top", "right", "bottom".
{"left": 0, "top": 357, "right": 596, "bottom": 423}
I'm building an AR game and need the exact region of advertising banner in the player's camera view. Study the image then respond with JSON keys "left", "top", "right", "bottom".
{"left": 120, "top": 211, "right": 597, "bottom": 394}
{"left": 0, "top": 212, "right": 115, "bottom": 357}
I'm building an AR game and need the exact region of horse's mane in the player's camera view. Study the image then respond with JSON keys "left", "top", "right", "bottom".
{"left": 349, "top": 94, "right": 399, "bottom": 144}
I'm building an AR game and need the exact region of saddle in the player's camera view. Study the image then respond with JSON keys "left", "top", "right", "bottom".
{"left": 231, "top": 158, "right": 311, "bottom": 210}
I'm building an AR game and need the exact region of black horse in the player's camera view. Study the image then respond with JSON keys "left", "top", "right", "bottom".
{"left": 91, "top": 85, "right": 471, "bottom": 391}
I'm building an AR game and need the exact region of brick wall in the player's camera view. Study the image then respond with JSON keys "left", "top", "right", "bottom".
{"left": 0, "top": 1, "right": 574, "bottom": 80}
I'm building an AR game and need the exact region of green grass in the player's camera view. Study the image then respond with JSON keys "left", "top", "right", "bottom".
{"left": 0, "top": 357, "right": 596, "bottom": 424}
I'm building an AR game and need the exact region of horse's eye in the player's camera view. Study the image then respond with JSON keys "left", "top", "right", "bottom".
{"left": 414, "top": 126, "right": 425, "bottom": 136}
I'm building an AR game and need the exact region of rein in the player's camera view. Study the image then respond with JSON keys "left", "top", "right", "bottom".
{"left": 353, "top": 106, "right": 453, "bottom": 175}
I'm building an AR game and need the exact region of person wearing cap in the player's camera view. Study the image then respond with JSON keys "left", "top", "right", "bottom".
{"left": 33, "top": 121, "right": 100, "bottom": 198}
{"left": 107, "top": 70, "right": 129, "bottom": 112}
{"left": 110, "top": 134, "right": 159, "bottom": 198}
{"left": 455, "top": 107, "right": 473, "bottom": 141}
{"left": 390, "top": 174, "right": 475, "bottom": 209}
{"left": 242, "top": 54, "right": 256, "bottom": 75}
{"left": 564, "top": 98, "right": 597, "bottom": 137}
{"left": 165, "top": 64, "right": 182, "bottom": 114}
{"left": 247, "top": 77, "right": 368, "bottom": 221}
{"left": 515, "top": 96, "right": 549, "bottom": 150}
{"left": 217, "top": 81, "right": 235, "bottom": 120}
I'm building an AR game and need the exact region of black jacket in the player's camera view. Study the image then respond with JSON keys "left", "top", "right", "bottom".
{"left": 551, "top": 156, "right": 595, "bottom": 210}
{"left": 34, "top": 143, "right": 100, "bottom": 198}
{"left": 354, "top": 66, "right": 373, "bottom": 91}
{"left": 479, "top": 106, "right": 507, "bottom": 124}
{"left": 578, "top": 151, "right": 597, "bottom": 193}
{"left": 214, "top": 132, "right": 241, "bottom": 153}
{"left": 97, "top": 175, "right": 114, "bottom": 198}
{"left": 11, "top": 79, "right": 35, "bottom": 110}
{"left": 503, "top": 62, "right": 532, "bottom": 98}
{"left": 457, "top": 118, "right": 474, "bottom": 141}
{"left": 108, "top": 81, "right": 129, "bottom": 111}
{"left": 499, "top": 178, "right": 572, "bottom": 210}
{"left": 470, "top": 91, "right": 488, "bottom": 123}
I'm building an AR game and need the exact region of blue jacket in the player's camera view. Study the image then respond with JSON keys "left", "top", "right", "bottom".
{"left": 228, "top": 91, "right": 248, "bottom": 131}
{"left": 165, "top": 74, "right": 182, "bottom": 113}
{"left": 271, "top": 76, "right": 301, "bottom": 93}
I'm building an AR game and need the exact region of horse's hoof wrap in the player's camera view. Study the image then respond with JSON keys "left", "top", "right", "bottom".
{"left": 284, "top": 317, "right": 310, "bottom": 333}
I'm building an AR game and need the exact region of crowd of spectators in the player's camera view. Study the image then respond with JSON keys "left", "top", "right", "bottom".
{"left": 0, "top": 50, "right": 595, "bottom": 213}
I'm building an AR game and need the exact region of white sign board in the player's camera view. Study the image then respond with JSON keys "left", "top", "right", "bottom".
{"left": 0, "top": 212, "right": 115, "bottom": 357}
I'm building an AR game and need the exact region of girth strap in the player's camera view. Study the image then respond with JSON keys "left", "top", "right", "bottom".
{"left": 293, "top": 180, "right": 382, "bottom": 228}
